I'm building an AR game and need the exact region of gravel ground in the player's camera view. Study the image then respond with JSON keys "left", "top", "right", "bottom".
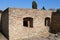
{"left": 23, "top": 33, "right": 60, "bottom": 40}
{"left": 0, "top": 32, "right": 60, "bottom": 40}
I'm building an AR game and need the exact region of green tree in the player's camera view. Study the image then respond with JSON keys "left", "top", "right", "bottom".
{"left": 41, "top": 6, "right": 46, "bottom": 10}
{"left": 32, "top": 1, "right": 37, "bottom": 9}
{"left": 57, "top": 9, "right": 60, "bottom": 12}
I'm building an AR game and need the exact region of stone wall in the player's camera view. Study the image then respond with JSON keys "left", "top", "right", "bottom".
{"left": 51, "top": 11, "right": 60, "bottom": 33}
{"left": 1, "top": 8, "right": 9, "bottom": 39}
{"left": 8, "top": 8, "right": 52, "bottom": 40}
{"left": 0, "top": 12, "right": 1, "bottom": 32}
{"left": 0, "top": 10, "right": 2, "bottom": 32}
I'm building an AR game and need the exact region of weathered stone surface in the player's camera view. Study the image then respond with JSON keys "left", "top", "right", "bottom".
{"left": 8, "top": 8, "right": 52, "bottom": 40}
{"left": 2, "top": 8, "right": 60, "bottom": 40}
{"left": 51, "top": 12, "right": 60, "bottom": 33}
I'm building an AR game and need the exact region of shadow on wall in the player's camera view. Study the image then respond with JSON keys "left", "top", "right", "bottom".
{"left": 45, "top": 17, "right": 50, "bottom": 26}
{"left": 0, "top": 10, "right": 3, "bottom": 32}
{"left": 1, "top": 8, "right": 9, "bottom": 40}
{"left": 50, "top": 10, "right": 60, "bottom": 34}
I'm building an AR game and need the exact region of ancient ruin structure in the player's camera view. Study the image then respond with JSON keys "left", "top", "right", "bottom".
{"left": 0, "top": 7, "right": 59, "bottom": 40}
{"left": 0, "top": 1, "right": 60, "bottom": 40}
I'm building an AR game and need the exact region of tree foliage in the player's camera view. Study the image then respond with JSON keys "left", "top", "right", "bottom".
{"left": 57, "top": 9, "right": 60, "bottom": 12}
{"left": 32, "top": 1, "right": 37, "bottom": 9}
{"left": 41, "top": 6, "right": 46, "bottom": 10}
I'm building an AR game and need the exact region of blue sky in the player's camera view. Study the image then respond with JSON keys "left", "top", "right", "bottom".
{"left": 0, "top": 0, "right": 60, "bottom": 10}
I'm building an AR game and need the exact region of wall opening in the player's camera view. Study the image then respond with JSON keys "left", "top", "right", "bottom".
{"left": 45, "top": 17, "right": 50, "bottom": 26}
{"left": 23, "top": 17, "right": 33, "bottom": 28}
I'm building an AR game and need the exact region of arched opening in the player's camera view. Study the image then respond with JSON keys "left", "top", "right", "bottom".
{"left": 45, "top": 17, "right": 50, "bottom": 26}
{"left": 23, "top": 17, "right": 33, "bottom": 28}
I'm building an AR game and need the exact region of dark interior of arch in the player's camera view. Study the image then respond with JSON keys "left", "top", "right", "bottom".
{"left": 23, "top": 17, "right": 33, "bottom": 28}
{"left": 45, "top": 17, "right": 50, "bottom": 26}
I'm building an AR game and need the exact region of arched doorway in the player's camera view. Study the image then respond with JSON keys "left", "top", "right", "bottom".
{"left": 45, "top": 17, "right": 50, "bottom": 26}
{"left": 23, "top": 17, "right": 33, "bottom": 39}
{"left": 23, "top": 17, "right": 33, "bottom": 28}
